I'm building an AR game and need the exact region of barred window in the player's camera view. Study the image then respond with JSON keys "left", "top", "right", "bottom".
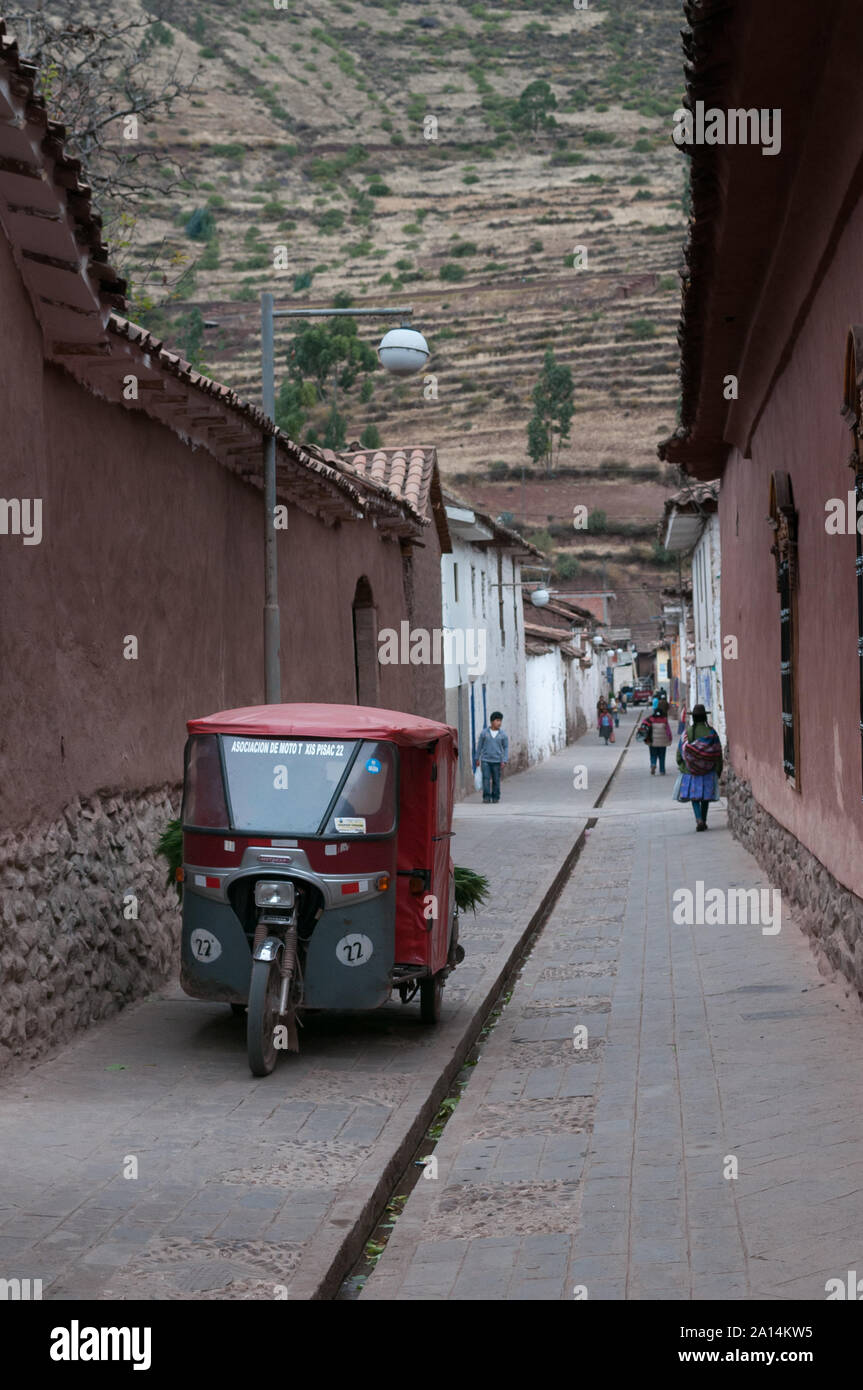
{"left": 841, "top": 327, "right": 863, "bottom": 800}
{"left": 768, "top": 472, "right": 799, "bottom": 785}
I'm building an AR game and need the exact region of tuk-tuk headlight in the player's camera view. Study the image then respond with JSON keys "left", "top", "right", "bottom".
{"left": 255, "top": 880, "right": 296, "bottom": 908}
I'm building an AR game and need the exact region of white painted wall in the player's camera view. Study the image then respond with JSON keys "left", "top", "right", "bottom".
{"left": 690, "top": 514, "right": 726, "bottom": 744}
{"left": 526, "top": 649, "right": 568, "bottom": 763}
{"left": 441, "top": 522, "right": 605, "bottom": 785}
{"left": 613, "top": 660, "right": 636, "bottom": 695}
{"left": 441, "top": 537, "right": 529, "bottom": 787}
{"left": 568, "top": 650, "right": 601, "bottom": 738}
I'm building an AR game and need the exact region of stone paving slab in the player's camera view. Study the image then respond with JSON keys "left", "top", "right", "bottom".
{"left": 362, "top": 734, "right": 863, "bottom": 1301}
{"left": 0, "top": 721, "right": 627, "bottom": 1301}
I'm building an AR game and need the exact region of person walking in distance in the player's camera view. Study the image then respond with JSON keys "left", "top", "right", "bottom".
{"left": 647, "top": 701, "right": 672, "bottom": 775}
{"left": 675, "top": 703, "right": 723, "bottom": 830}
{"left": 609, "top": 693, "right": 619, "bottom": 728}
{"left": 597, "top": 700, "right": 613, "bottom": 745}
{"left": 474, "top": 711, "right": 508, "bottom": 804}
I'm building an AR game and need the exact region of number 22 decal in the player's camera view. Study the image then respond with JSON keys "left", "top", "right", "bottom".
{"left": 190, "top": 928, "right": 222, "bottom": 963}
{"left": 335, "top": 934, "right": 373, "bottom": 967}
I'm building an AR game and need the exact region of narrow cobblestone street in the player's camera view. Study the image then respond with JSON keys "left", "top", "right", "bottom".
{"left": 363, "top": 715, "right": 863, "bottom": 1301}
{"left": 0, "top": 725, "right": 622, "bottom": 1301}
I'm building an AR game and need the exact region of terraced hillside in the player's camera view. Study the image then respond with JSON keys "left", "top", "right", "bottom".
{"left": 29, "top": 0, "right": 690, "bottom": 631}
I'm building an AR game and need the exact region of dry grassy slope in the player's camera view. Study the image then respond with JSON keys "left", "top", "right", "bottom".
{"left": 128, "top": 0, "right": 687, "bottom": 634}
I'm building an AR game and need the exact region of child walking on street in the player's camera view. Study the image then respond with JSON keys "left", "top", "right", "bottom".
{"left": 475, "top": 711, "right": 509, "bottom": 804}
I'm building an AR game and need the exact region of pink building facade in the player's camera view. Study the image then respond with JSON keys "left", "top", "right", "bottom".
{"left": 662, "top": 0, "right": 863, "bottom": 987}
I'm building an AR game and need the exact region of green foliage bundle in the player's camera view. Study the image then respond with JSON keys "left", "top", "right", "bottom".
{"left": 454, "top": 866, "right": 491, "bottom": 915}
{"left": 156, "top": 819, "right": 183, "bottom": 902}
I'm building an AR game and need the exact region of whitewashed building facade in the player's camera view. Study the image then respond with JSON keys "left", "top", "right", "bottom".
{"left": 662, "top": 482, "right": 726, "bottom": 744}
{"left": 523, "top": 599, "right": 603, "bottom": 761}
{"left": 441, "top": 498, "right": 542, "bottom": 793}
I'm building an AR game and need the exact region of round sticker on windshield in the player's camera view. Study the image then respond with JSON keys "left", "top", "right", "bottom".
{"left": 365, "top": 758, "right": 381, "bottom": 774}
{"left": 336, "top": 933, "right": 373, "bottom": 967}
{"left": 190, "top": 929, "right": 222, "bottom": 963}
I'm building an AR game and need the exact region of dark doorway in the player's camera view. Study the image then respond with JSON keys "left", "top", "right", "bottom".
{"left": 352, "top": 576, "right": 380, "bottom": 706}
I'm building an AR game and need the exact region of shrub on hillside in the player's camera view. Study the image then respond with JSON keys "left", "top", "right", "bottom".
{"left": 555, "top": 552, "right": 581, "bottom": 580}
{"left": 185, "top": 207, "right": 215, "bottom": 240}
{"left": 316, "top": 209, "right": 344, "bottom": 234}
{"left": 627, "top": 319, "right": 658, "bottom": 339}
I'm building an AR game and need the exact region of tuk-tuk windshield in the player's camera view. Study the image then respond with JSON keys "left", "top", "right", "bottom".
{"left": 218, "top": 736, "right": 397, "bottom": 836}
{"left": 221, "top": 736, "right": 355, "bottom": 834}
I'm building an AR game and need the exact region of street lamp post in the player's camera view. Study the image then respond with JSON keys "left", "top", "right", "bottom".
{"left": 259, "top": 295, "right": 429, "bottom": 703}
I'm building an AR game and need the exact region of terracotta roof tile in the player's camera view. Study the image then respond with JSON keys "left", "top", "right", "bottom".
{"left": 340, "top": 445, "right": 437, "bottom": 519}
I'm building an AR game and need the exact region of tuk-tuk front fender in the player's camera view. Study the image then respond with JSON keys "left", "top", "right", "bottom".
{"left": 253, "top": 936, "right": 284, "bottom": 964}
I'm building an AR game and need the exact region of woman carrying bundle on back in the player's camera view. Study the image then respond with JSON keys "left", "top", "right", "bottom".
{"left": 674, "top": 703, "right": 723, "bottom": 831}
{"left": 646, "top": 700, "right": 672, "bottom": 775}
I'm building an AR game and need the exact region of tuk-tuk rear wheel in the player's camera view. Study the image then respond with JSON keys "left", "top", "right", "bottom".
{"left": 419, "top": 970, "right": 444, "bottom": 1024}
{"left": 247, "top": 956, "right": 282, "bottom": 1077}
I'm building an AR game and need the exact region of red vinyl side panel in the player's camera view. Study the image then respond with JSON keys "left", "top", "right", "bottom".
{"left": 430, "top": 734, "right": 458, "bottom": 972}
{"left": 394, "top": 744, "right": 436, "bottom": 966}
{"left": 394, "top": 734, "right": 457, "bottom": 969}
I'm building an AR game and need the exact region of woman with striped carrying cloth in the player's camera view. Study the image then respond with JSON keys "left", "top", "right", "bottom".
{"left": 674, "top": 703, "right": 723, "bottom": 831}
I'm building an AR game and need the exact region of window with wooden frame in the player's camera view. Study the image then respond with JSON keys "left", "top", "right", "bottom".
{"left": 768, "top": 472, "right": 799, "bottom": 786}
{"left": 841, "top": 326, "right": 863, "bottom": 801}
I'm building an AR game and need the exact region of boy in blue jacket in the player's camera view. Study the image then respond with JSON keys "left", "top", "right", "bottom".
{"left": 474, "top": 711, "right": 509, "bottom": 803}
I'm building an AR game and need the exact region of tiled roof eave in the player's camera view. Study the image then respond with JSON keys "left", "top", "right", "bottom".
{"left": 0, "top": 22, "right": 434, "bottom": 537}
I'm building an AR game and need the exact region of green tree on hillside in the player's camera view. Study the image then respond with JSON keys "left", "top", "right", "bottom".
{"left": 527, "top": 349, "right": 574, "bottom": 474}
{"left": 287, "top": 317, "right": 377, "bottom": 392}
{"left": 511, "top": 80, "right": 557, "bottom": 138}
{"left": 275, "top": 314, "right": 379, "bottom": 446}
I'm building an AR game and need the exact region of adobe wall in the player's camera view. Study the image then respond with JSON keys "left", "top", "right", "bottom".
{"left": 0, "top": 223, "right": 444, "bottom": 1068}
{"left": 4, "top": 353, "right": 443, "bottom": 829}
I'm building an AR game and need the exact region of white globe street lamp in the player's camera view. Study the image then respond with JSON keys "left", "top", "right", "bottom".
{"left": 530, "top": 588, "right": 550, "bottom": 607}
{"left": 378, "top": 326, "right": 430, "bottom": 376}
{"left": 260, "top": 299, "right": 429, "bottom": 702}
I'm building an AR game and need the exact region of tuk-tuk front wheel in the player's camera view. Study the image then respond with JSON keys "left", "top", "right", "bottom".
{"left": 420, "top": 971, "right": 445, "bottom": 1024}
{"left": 247, "top": 956, "right": 282, "bottom": 1077}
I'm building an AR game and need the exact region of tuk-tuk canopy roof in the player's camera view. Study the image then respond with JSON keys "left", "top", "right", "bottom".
{"left": 187, "top": 703, "right": 457, "bottom": 751}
